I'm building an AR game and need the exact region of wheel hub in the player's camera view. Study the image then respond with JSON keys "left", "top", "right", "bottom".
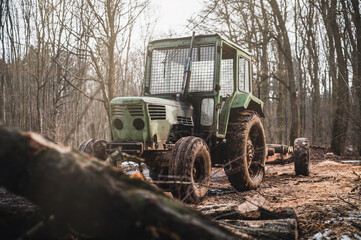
{"left": 247, "top": 138, "right": 255, "bottom": 168}
{"left": 193, "top": 157, "right": 204, "bottom": 183}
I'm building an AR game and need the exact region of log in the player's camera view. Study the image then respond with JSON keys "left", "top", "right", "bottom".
{"left": 198, "top": 195, "right": 298, "bottom": 240}
{"left": 198, "top": 194, "right": 271, "bottom": 220}
{"left": 0, "top": 127, "right": 237, "bottom": 239}
{"left": 219, "top": 218, "right": 297, "bottom": 240}
{"left": 266, "top": 144, "right": 293, "bottom": 154}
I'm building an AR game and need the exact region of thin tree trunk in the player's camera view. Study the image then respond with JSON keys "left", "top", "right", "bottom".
{"left": 269, "top": 0, "right": 300, "bottom": 144}
{"left": 326, "top": 1, "right": 349, "bottom": 155}
{"left": 351, "top": 0, "right": 361, "bottom": 155}
{"left": 64, "top": 87, "right": 101, "bottom": 145}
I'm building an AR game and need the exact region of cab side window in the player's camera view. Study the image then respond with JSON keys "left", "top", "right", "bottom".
{"left": 239, "top": 56, "right": 250, "bottom": 92}
{"left": 220, "top": 45, "right": 235, "bottom": 97}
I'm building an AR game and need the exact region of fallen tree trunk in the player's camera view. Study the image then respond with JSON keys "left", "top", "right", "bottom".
{"left": 0, "top": 127, "right": 237, "bottom": 239}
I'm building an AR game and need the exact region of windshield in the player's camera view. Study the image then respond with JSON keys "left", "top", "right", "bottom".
{"left": 149, "top": 44, "right": 215, "bottom": 94}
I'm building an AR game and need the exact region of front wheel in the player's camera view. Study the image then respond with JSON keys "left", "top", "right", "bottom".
{"left": 224, "top": 110, "right": 266, "bottom": 191}
{"left": 169, "top": 136, "right": 211, "bottom": 203}
{"left": 78, "top": 138, "right": 108, "bottom": 160}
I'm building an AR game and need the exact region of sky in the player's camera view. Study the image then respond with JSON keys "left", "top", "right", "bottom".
{"left": 150, "top": 0, "right": 202, "bottom": 36}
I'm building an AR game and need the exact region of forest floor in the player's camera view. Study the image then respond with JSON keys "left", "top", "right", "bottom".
{"left": 0, "top": 147, "right": 360, "bottom": 239}
{"left": 200, "top": 160, "right": 361, "bottom": 239}
{"left": 196, "top": 147, "right": 361, "bottom": 239}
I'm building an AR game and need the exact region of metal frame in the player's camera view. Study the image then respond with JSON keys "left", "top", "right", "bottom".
{"left": 148, "top": 43, "right": 217, "bottom": 95}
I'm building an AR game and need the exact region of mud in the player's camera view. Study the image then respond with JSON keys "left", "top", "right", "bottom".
{"left": 1, "top": 158, "right": 360, "bottom": 239}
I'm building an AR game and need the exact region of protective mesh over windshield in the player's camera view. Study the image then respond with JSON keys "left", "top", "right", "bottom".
{"left": 150, "top": 45, "right": 215, "bottom": 94}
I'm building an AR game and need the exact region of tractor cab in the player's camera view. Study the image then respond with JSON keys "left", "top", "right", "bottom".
{"left": 143, "top": 34, "right": 263, "bottom": 139}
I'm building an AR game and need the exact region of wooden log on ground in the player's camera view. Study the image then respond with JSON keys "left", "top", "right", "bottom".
{"left": 0, "top": 127, "right": 237, "bottom": 239}
{"left": 219, "top": 218, "right": 297, "bottom": 240}
{"left": 198, "top": 194, "right": 298, "bottom": 240}
{"left": 198, "top": 194, "right": 270, "bottom": 220}
{"left": 266, "top": 144, "right": 293, "bottom": 154}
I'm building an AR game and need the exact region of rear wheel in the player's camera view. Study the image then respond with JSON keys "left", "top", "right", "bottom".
{"left": 293, "top": 138, "right": 310, "bottom": 176}
{"left": 78, "top": 139, "right": 108, "bottom": 160}
{"left": 224, "top": 110, "right": 266, "bottom": 191}
{"left": 169, "top": 136, "right": 211, "bottom": 203}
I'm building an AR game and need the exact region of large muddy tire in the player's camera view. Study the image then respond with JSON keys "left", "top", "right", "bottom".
{"left": 224, "top": 110, "right": 267, "bottom": 191}
{"left": 293, "top": 138, "right": 310, "bottom": 176}
{"left": 169, "top": 136, "right": 211, "bottom": 203}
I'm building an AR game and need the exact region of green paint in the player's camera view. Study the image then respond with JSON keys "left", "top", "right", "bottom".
{"left": 110, "top": 97, "right": 193, "bottom": 144}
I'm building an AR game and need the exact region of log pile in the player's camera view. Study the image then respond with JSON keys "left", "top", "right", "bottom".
{"left": 0, "top": 127, "right": 299, "bottom": 239}
{"left": 0, "top": 127, "right": 236, "bottom": 239}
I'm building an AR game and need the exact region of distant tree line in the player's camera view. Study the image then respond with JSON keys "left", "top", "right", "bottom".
{"left": 0, "top": 0, "right": 154, "bottom": 147}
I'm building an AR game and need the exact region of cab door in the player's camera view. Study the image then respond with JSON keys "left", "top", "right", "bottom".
{"left": 216, "top": 43, "right": 237, "bottom": 137}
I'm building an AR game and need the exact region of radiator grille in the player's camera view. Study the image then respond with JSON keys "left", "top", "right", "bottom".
{"left": 177, "top": 116, "right": 193, "bottom": 126}
{"left": 111, "top": 104, "right": 143, "bottom": 117}
{"left": 128, "top": 105, "right": 144, "bottom": 117}
{"left": 148, "top": 104, "right": 166, "bottom": 120}
{"left": 111, "top": 105, "right": 125, "bottom": 116}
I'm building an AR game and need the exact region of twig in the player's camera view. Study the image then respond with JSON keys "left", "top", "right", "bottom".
{"left": 337, "top": 195, "right": 359, "bottom": 210}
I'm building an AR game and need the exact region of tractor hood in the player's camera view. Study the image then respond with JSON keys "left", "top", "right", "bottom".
{"left": 109, "top": 96, "right": 194, "bottom": 145}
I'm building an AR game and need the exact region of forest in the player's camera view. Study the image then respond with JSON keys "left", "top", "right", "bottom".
{"left": 1, "top": 0, "right": 361, "bottom": 239}
{"left": 1, "top": 0, "right": 361, "bottom": 156}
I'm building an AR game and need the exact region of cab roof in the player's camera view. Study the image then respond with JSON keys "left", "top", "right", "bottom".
{"left": 149, "top": 33, "right": 251, "bottom": 57}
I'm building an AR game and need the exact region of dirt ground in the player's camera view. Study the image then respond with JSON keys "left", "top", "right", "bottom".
{"left": 1, "top": 150, "right": 361, "bottom": 239}
{"left": 201, "top": 159, "right": 361, "bottom": 239}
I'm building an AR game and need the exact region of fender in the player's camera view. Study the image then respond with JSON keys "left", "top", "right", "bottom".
{"left": 216, "top": 92, "right": 264, "bottom": 138}
{"left": 231, "top": 92, "right": 264, "bottom": 117}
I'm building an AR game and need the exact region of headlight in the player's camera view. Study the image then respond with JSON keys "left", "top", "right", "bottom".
{"left": 133, "top": 118, "right": 145, "bottom": 130}
{"left": 113, "top": 119, "right": 123, "bottom": 130}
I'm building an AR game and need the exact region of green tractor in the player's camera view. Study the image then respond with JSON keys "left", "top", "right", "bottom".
{"left": 79, "top": 33, "right": 310, "bottom": 203}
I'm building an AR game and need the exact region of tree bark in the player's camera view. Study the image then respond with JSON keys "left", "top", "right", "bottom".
{"left": 269, "top": 0, "right": 300, "bottom": 144}
{"left": 0, "top": 126, "right": 237, "bottom": 240}
{"left": 350, "top": 0, "right": 361, "bottom": 155}
{"left": 259, "top": 0, "right": 271, "bottom": 139}
{"left": 325, "top": 0, "right": 349, "bottom": 155}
